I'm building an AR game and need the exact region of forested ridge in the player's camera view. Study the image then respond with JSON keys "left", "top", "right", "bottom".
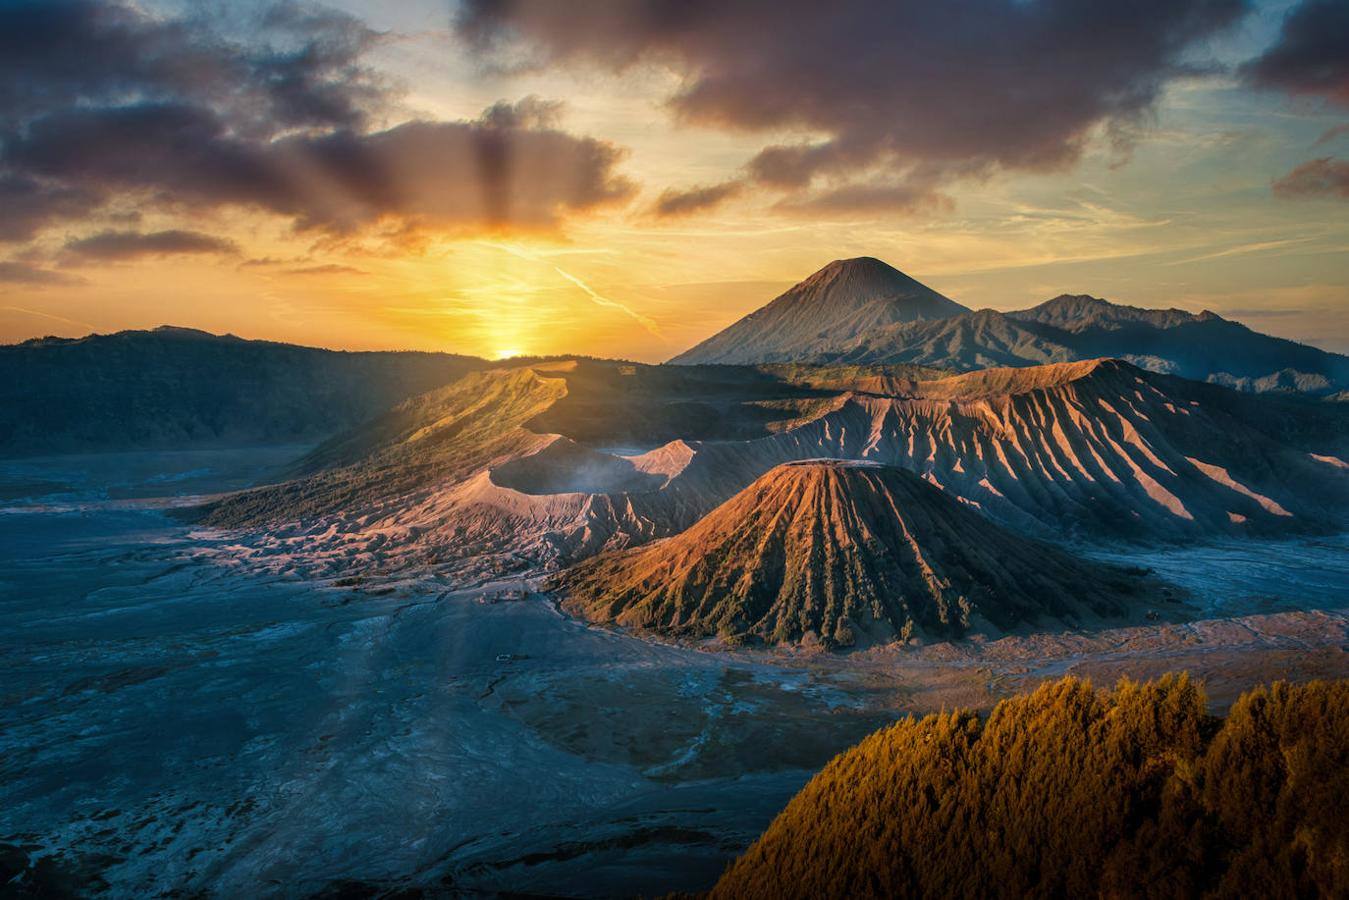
{"left": 711, "top": 675, "right": 1348, "bottom": 899}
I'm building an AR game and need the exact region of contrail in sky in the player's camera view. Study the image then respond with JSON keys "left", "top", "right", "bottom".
{"left": 485, "top": 242, "right": 663, "bottom": 339}
{"left": 551, "top": 266, "right": 663, "bottom": 338}
{"left": 1, "top": 305, "right": 99, "bottom": 331}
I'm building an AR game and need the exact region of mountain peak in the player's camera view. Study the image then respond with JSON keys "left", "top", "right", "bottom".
{"left": 1013, "top": 294, "right": 1207, "bottom": 332}
{"left": 824, "top": 255, "right": 886, "bottom": 268}
{"left": 813, "top": 255, "right": 899, "bottom": 276}
{"left": 670, "top": 257, "right": 968, "bottom": 365}
{"left": 1037, "top": 293, "right": 1111, "bottom": 311}
{"left": 151, "top": 325, "right": 239, "bottom": 341}
{"left": 799, "top": 256, "right": 925, "bottom": 294}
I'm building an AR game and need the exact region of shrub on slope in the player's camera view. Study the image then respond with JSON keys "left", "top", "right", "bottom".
{"left": 712, "top": 675, "right": 1349, "bottom": 899}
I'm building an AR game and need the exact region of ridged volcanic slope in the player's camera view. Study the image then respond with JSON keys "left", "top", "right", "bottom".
{"left": 202, "top": 358, "right": 1348, "bottom": 583}
{"left": 551, "top": 460, "right": 1157, "bottom": 646}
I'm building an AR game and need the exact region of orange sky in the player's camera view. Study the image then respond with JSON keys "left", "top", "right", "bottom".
{"left": 2, "top": 0, "right": 1346, "bottom": 361}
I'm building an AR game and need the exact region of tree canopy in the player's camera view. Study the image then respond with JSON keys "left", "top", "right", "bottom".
{"left": 712, "top": 675, "right": 1349, "bottom": 899}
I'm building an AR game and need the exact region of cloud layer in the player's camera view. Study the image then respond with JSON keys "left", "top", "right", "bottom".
{"left": 0, "top": 1, "right": 633, "bottom": 249}
{"left": 1245, "top": 1, "right": 1349, "bottom": 202}
{"left": 0, "top": 261, "right": 83, "bottom": 286}
{"left": 1272, "top": 158, "right": 1349, "bottom": 199}
{"left": 652, "top": 181, "right": 743, "bottom": 218}
{"left": 6, "top": 101, "right": 633, "bottom": 236}
{"left": 64, "top": 229, "right": 241, "bottom": 261}
{"left": 1245, "top": 0, "right": 1349, "bottom": 106}
{"left": 460, "top": 0, "right": 1249, "bottom": 214}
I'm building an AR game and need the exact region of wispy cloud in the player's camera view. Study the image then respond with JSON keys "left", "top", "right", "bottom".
{"left": 1165, "top": 237, "right": 1315, "bottom": 266}
{"left": 63, "top": 229, "right": 239, "bottom": 261}
{"left": 1315, "top": 124, "right": 1349, "bottom": 147}
{"left": 284, "top": 264, "right": 368, "bottom": 276}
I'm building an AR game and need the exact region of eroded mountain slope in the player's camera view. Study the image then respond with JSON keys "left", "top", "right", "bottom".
{"left": 201, "top": 358, "right": 1349, "bottom": 581}
{"left": 552, "top": 461, "right": 1164, "bottom": 646}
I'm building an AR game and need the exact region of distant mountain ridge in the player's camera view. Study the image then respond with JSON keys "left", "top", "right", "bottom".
{"left": 669, "top": 257, "right": 969, "bottom": 365}
{"left": 1011, "top": 294, "right": 1210, "bottom": 332}
{"left": 672, "top": 261, "right": 1349, "bottom": 395}
{"left": 0, "top": 326, "right": 486, "bottom": 457}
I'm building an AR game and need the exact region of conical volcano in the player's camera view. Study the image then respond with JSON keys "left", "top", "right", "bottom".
{"left": 669, "top": 257, "right": 968, "bottom": 365}
{"left": 551, "top": 460, "right": 1164, "bottom": 646}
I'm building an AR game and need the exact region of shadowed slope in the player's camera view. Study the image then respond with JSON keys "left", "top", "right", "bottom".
{"left": 822, "top": 308, "right": 1076, "bottom": 370}
{"left": 0, "top": 326, "right": 486, "bottom": 456}
{"left": 551, "top": 460, "right": 1159, "bottom": 646}
{"left": 199, "top": 360, "right": 858, "bottom": 526}
{"left": 670, "top": 258, "right": 968, "bottom": 365}
{"left": 1012, "top": 295, "right": 1349, "bottom": 392}
{"left": 201, "top": 363, "right": 569, "bottom": 527}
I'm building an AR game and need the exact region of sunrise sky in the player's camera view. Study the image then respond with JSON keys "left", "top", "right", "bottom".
{"left": 1, "top": 0, "right": 1346, "bottom": 361}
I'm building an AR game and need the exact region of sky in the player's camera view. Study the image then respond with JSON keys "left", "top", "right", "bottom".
{"left": 0, "top": 0, "right": 1346, "bottom": 362}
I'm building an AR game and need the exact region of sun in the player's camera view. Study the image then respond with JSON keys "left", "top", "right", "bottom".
{"left": 495, "top": 347, "right": 524, "bottom": 360}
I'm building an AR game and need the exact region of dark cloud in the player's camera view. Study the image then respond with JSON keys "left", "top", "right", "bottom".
{"left": 1272, "top": 157, "right": 1349, "bottom": 199}
{"left": 6, "top": 104, "right": 296, "bottom": 223}
{"left": 0, "top": 173, "right": 99, "bottom": 242}
{"left": 477, "top": 95, "right": 565, "bottom": 129}
{"left": 0, "top": 0, "right": 388, "bottom": 135}
{"left": 251, "top": 1, "right": 390, "bottom": 132}
{"left": 652, "top": 180, "right": 743, "bottom": 217}
{"left": 458, "top": 0, "right": 1248, "bottom": 213}
{"left": 0, "top": 1, "right": 225, "bottom": 128}
{"left": 64, "top": 229, "right": 241, "bottom": 261}
{"left": 3, "top": 100, "right": 632, "bottom": 234}
{"left": 0, "top": 260, "right": 84, "bottom": 286}
{"left": 0, "top": 3, "right": 633, "bottom": 244}
{"left": 774, "top": 180, "right": 956, "bottom": 216}
{"left": 1244, "top": 0, "right": 1349, "bottom": 106}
